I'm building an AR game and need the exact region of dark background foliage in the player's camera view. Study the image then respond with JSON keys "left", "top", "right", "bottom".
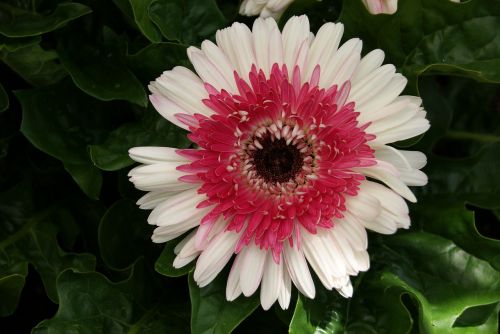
{"left": 1, "top": 0, "right": 499, "bottom": 333}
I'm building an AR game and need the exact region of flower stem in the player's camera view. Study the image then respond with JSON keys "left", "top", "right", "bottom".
{"left": 446, "top": 131, "right": 500, "bottom": 143}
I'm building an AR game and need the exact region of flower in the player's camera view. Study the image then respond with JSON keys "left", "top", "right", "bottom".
{"left": 362, "top": 0, "right": 398, "bottom": 14}
{"left": 239, "top": 0, "right": 294, "bottom": 19}
{"left": 128, "top": 15, "right": 429, "bottom": 310}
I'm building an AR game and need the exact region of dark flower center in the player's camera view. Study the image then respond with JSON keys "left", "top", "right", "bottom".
{"left": 252, "top": 137, "right": 303, "bottom": 184}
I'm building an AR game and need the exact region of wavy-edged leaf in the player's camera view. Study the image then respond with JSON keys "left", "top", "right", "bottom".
{"left": 0, "top": 41, "right": 67, "bottom": 86}
{"left": 0, "top": 2, "right": 91, "bottom": 38}
{"left": 58, "top": 35, "right": 147, "bottom": 107}
{"left": 128, "top": 0, "right": 162, "bottom": 43}
{"left": 340, "top": 0, "right": 500, "bottom": 84}
{"left": 98, "top": 199, "right": 156, "bottom": 270}
{"left": 127, "top": 42, "right": 188, "bottom": 82}
{"left": 189, "top": 271, "right": 260, "bottom": 334}
{"left": 149, "top": 0, "right": 226, "bottom": 45}
{"left": 417, "top": 143, "right": 500, "bottom": 208}
{"left": 16, "top": 80, "right": 117, "bottom": 199}
{"left": 33, "top": 261, "right": 190, "bottom": 333}
{"left": 0, "top": 181, "right": 96, "bottom": 313}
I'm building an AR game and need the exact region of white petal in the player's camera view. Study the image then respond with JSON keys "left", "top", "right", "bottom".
{"left": 200, "top": 40, "right": 238, "bottom": 92}
{"left": 375, "top": 146, "right": 428, "bottom": 186}
{"left": 154, "top": 67, "right": 212, "bottom": 117}
{"left": 187, "top": 46, "right": 235, "bottom": 92}
{"left": 129, "top": 147, "right": 187, "bottom": 165}
{"left": 268, "top": 23, "right": 284, "bottom": 68}
{"left": 226, "top": 252, "right": 244, "bottom": 301}
{"left": 128, "top": 162, "right": 192, "bottom": 192}
{"left": 173, "top": 231, "right": 200, "bottom": 268}
{"left": 260, "top": 253, "right": 283, "bottom": 310}
{"left": 239, "top": 244, "right": 267, "bottom": 296}
{"left": 373, "top": 114, "right": 430, "bottom": 146}
{"left": 282, "top": 15, "right": 310, "bottom": 75}
{"left": 151, "top": 211, "right": 202, "bottom": 243}
{"left": 216, "top": 23, "right": 256, "bottom": 78}
{"left": 356, "top": 74, "right": 407, "bottom": 117}
{"left": 252, "top": 18, "right": 273, "bottom": 75}
{"left": 302, "top": 229, "right": 347, "bottom": 289}
{"left": 321, "top": 38, "right": 362, "bottom": 88}
{"left": 283, "top": 241, "right": 315, "bottom": 299}
{"left": 400, "top": 150, "right": 427, "bottom": 169}
{"left": 303, "top": 22, "right": 344, "bottom": 82}
{"left": 149, "top": 94, "right": 190, "bottom": 130}
{"left": 147, "top": 188, "right": 204, "bottom": 225}
{"left": 350, "top": 64, "right": 396, "bottom": 106}
{"left": 278, "top": 267, "right": 292, "bottom": 309}
{"left": 335, "top": 214, "right": 368, "bottom": 251}
{"left": 355, "top": 161, "right": 417, "bottom": 202}
{"left": 358, "top": 95, "right": 421, "bottom": 124}
{"left": 345, "top": 190, "right": 381, "bottom": 222}
{"left": 331, "top": 224, "right": 370, "bottom": 273}
{"left": 337, "top": 280, "right": 353, "bottom": 298}
{"left": 194, "top": 230, "right": 240, "bottom": 287}
{"left": 136, "top": 190, "right": 177, "bottom": 210}
{"left": 351, "top": 49, "right": 385, "bottom": 84}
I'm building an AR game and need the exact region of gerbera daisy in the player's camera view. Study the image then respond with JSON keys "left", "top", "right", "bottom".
{"left": 128, "top": 15, "right": 429, "bottom": 310}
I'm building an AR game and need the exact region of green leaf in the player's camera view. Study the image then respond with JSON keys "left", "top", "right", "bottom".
{"left": 149, "top": 0, "right": 226, "bottom": 45}
{"left": 127, "top": 42, "right": 188, "bottom": 82}
{"left": 16, "top": 80, "right": 114, "bottom": 199}
{"left": 415, "top": 203, "right": 500, "bottom": 272}
{"left": 189, "top": 271, "right": 260, "bottom": 334}
{"left": 99, "top": 199, "right": 156, "bottom": 270}
{"left": 417, "top": 143, "right": 500, "bottom": 208}
{"left": 289, "top": 226, "right": 500, "bottom": 333}
{"left": 33, "top": 261, "right": 190, "bottom": 333}
{"left": 0, "top": 181, "right": 96, "bottom": 310}
{"left": 339, "top": 0, "right": 500, "bottom": 84}
{"left": 58, "top": 35, "right": 147, "bottom": 107}
{"left": 0, "top": 82, "right": 8, "bottom": 112}
{"left": 89, "top": 108, "right": 190, "bottom": 171}
{"left": 155, "top": 238, "right": 194, "bottom": 277}
{"left": 128, "top": 0, "right": 163, "bottom": 43}
{"left": 0, "top": 2, "right": 92, "bottom": 37}
{"left": 0, "top": 41, "right": 67, "bottom": 86}
{"left": 0, "top": 269, "right": 26, "bottom": 317}
{"left": 375, "top": 231, "right": 500, "bottom": 333}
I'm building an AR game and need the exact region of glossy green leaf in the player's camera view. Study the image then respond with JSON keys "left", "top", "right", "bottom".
{"left": 89, "top": 108, "right": 190, "bottom": 171}
{"left": 0, "top": 41, "right": 67, "bottom": 86}
{"left": 417, "top": 143, "right": 500, "bottom": 208}
{"left": 0, "top": 2, "right": 91, "bottom": 37}
{"left": 16, "top": 80, "right": 114, "bottom": 199}
{"left": 149, "top": 0, "right": 226, "bottom": 44}
{"left": 340, "top": 0, "right": 500, "bottom": 84}
{"left": 0, "top": 181, "right": 96, "bottom": 310}
{"left": 58, "top": 36, "right": 147, "bottom": 107}
{"left": 155, "top": 238, "right": 194, "bottom": 277}
{"left": 33, "top": 262, "right": 190, "bottom": 334}
{"left": 127, "top": 42, "right": 188, "bottom": 82}
{"left": 189, "top": 271, "right": 260, "bottom": 334}
{"left": 0, "top": 82, "right": 8, "bottom": 112}
{"left": 0, "top": 268, "right": 26, "bottom": 317}
{"left": 290, "top": 226, "right": 500, "bottom": 333}
{"left": 128, "top": 0, "right": 163, "bottom": 43}
{"left": 98, "top": 199, "right": 155, "bottom": 270}
{"left": 415, "top": 203, "right": 500, "bottom": 271}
